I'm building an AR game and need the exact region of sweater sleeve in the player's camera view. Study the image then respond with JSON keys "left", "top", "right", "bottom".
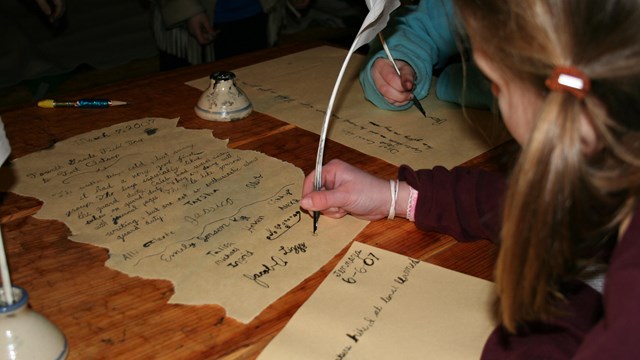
{"left": 481, "top": 282, "right": 603, "bottom": 359}
{"left": 359, "top": 0, "right": 459, "bottom": 111}
{"left": 571, "top": 209, "right": 640, "bottom": 359}
{"left": 481, "top": 224, "right": 640, "bottom": 359}
{"left": 398, "top": 164, "right": 505, "bottom": 243}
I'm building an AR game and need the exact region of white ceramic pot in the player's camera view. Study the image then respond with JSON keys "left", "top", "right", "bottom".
{"left": 0, "top": 286, "right": 68, "bottom": 360}
{"left": 195, "top": 71, "right": 253, "bottom": 122}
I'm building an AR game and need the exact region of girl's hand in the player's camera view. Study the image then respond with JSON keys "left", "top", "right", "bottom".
{"left": 301, "top": 159, "right": 392, "bottom": 221}
{"left": 371, "top": 58, "right": 417, "bottom": 106}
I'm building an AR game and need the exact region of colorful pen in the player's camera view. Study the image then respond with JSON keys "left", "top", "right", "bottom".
{"left": 37, "top": 99, "right": 128, "bottom": 108}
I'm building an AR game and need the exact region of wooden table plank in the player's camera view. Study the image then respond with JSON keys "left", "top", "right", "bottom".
{"left": 0, "top": 42, "right": 508, "bottom": 359}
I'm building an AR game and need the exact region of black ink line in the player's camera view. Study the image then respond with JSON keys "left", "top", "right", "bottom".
{"left": 61, "top": 154, "right": 133, "bottom": 184}
{"left": 133, "top": 183, "right": 298, "bottom": 266}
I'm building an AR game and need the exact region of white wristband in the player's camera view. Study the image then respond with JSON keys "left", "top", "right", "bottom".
{"left": 388, "top": 179, "right": 399, "bottom": 220}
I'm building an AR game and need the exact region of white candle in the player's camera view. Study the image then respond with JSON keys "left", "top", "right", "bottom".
{"left": 0, "top": 226, "right": 14, "bottom": 305}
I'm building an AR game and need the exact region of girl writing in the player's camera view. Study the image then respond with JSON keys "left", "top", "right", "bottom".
{"left": 301, "top": 0, "right": 640, "bottom": 357}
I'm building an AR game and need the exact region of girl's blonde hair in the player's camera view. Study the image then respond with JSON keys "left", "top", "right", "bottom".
{"left": 453, "top": 0, "right": 640, "bottom": 332}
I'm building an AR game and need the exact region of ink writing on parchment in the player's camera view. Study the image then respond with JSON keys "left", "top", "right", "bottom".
{"left": 6, "top": 118, "right": 368, "bottom": 323}
{"left": 185, "top": 46, "right": 509, "bottom": 170}
{"left": 334, "top": 256, "right": 420, "bottom": 359}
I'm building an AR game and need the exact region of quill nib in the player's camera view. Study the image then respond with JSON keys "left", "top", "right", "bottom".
{"left": 313, "top": 211, "right": 320, "bottom": 234}
{"left": 412, "top": 97, "right": 426, "bottom": 117}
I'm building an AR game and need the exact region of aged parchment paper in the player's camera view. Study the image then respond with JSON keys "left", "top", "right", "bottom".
{"left": 2, "top": 118, "right": 367, "bottom": 323}
{"left": 259, "top": 241, "right": 496, "bottom": 359}
{"left": 187, "top": 46, "right": 509, "bottom": 170}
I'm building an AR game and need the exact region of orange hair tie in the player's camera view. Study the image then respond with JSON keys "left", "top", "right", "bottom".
{"left": 545, "top": 66, "right": 591, "bottom": 100}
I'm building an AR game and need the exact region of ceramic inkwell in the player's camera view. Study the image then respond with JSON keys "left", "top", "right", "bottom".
{"left": 0, "top": 286, "right": 68, "bottom": 359}
{"left": 195, "top": 71, "right": 253, "bottom": 122}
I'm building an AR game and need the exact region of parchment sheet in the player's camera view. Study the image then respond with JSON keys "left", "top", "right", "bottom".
{"left": 187, "top": 46, "right": 509, "bottom": 170}
{"left": 259, "top": 241, "right": 496, "bottom": 359}
{"left": 1, "top": 118, "right": 367, "bottom": 323}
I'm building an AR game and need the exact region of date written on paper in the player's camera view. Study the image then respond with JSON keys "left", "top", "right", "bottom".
{"left": 332, "top": 249, "right": 380, "bottom": 284}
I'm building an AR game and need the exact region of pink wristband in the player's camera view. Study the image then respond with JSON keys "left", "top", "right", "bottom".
{"left": 406, "top": 186, "right": 418, "bottom": 222}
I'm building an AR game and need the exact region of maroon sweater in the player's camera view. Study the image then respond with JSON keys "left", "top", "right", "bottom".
{"left": 398, "top": 165, "right": 640, "bottom": 359}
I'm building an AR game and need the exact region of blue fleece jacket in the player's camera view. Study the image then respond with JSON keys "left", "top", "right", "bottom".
{"left": 359, "top": 0, "right": 493, "bottom": 110}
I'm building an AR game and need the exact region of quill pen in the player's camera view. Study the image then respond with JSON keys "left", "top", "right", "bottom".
{"left": 378, "top": 33, "right": 426, "bottom": 117}
{"left": 0, "top": 118, "right": 12, "bottom": 304}
{"left": 312, "top": 0, "right": 401, "bottom": 233}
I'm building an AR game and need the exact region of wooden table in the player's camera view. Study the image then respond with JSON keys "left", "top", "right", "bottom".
{"left": 0, "top": 42, "right": 509, "bottom": 359}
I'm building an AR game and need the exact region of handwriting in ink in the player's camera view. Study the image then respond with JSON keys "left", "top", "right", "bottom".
{"left": 278, "top": 242, "right": 307, "bottom": 256}
{"left": 225, "top": 250, "right": 254, "bottom": 268}
{"left": 340, "top": 252, "right": 380, "bottom": 284}
{"left": 345, "top": 305, "right": 383, "bottom": 343}
{"left": 143, "top": 231, "right": 177, "bottom": 248}
{"left": 265, "top": 210, "right": 301, "bottom": 240}
{"left": 160, "top": 242, "right": 197, "bottom": 263}
{"left": 183, "top": 197, "right": 234, "bottom": 225}
{"left": 241, "top": 215, "right": 265, "bottom": 234}
{"left": 245, "top": 173, "right": 263, "bottom": 188}
{"left": 394, "top": 258, "right": 420, "bottom": 284}
{"left": 243, "top": 256, "right": 288, "bottom": 288}
{"left": 197, "top": 221, "right": 231, "bottom": 242}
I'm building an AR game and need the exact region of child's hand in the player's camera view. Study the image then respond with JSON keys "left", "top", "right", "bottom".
{"left": 371, "top": 58, "right": 417, "bottom": 107}
{"left": 187, "top": 13, "right": 217, "bottom": 45}
{"left": 301, "top": 159, "right": 392, "bottom": 221}
{"left": 34, "top": 0, "right": 65, "bottom": 22}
